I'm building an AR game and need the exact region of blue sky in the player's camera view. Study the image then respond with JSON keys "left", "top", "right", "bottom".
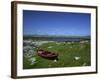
{"left": 23, "top": 10, "right": 91, "bottom": 36}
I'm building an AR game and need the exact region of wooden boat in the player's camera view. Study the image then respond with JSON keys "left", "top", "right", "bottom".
{"left": 37, "top": 49, "right": 58, "bottom": 60}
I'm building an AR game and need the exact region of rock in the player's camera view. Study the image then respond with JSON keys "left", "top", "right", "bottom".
{"left": 74, "top": 56, "right": 80, "bottom": 60}
{"left": 48, "top": 46, "right": 52, "bottom": 48}
{"left": 82, "top": 62, "right": 87, "bottom": 66}
{"left": 29, "top": 57, "right": 36, "bottom": 65}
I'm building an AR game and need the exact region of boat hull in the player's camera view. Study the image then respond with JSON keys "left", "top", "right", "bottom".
{"left": 37, "top": 49, "right": 58, "bottom": 60}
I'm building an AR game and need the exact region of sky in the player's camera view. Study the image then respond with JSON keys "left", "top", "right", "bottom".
{"left": 23, "top": 10, "right": 91, "bottom": 36}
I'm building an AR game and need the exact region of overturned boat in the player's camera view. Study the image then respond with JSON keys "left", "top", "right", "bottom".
{"left": 37, "top": 49, "right": 58, "bottom": 60}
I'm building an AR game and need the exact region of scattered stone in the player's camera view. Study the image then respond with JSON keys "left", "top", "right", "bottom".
{"left": 67, "top": 42, "right": 71, "bottom": 44}
{"left": 54, "top": 59, "right": 57, "bottom": 62}
{"left": 56, "top": 42, "right": 60, "bottom": 45}
{"left": 80, "top": 40, "right": 89, "bottom": 44}
{"left": 48, "top": 46, "right": 52, "bottom": 48}
{"left": 29, "top": 57, "right": 36, "bottom": 65}
{"left": 74, "top": 56, "right": 80, "bottom": 60}
{"left": 82, "top": 63, "right": 87, "bottom": 66}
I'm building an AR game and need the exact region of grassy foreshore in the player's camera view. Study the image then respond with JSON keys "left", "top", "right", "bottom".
{"left": 23, "top": 40, "right": 90, "bottom": 69}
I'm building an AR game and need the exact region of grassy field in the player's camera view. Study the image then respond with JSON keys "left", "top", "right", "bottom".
{"left": 23, "top": 40, "right": 91, "bottom": 69}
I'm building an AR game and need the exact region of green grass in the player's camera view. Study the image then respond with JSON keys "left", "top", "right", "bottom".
{"left": 23, "top": 41, "right": 91, "bottom": 69}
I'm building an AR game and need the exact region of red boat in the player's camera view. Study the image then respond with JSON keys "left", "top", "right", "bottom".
{"left": 37, "top": 49, "right": 58, "bottom": 60}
